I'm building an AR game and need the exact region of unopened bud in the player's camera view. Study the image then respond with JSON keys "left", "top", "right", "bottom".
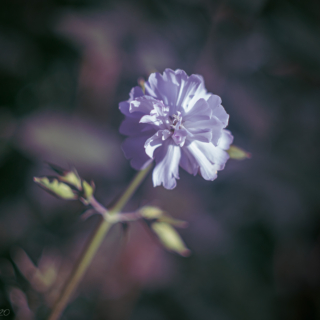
{"left": 59, "top": 169, "right": 82, "bottom": 190}
{"left": 139, "top": 206, "right": 164, "bottom": 219}
{"left": 151, "top": 222, "right": 190, "bottom": 257}
{"left": 227, "top": 145, "right": 251, "bottom": 160}
{"left": 81, "top": 180, "right": 95, "bottom": 204}
{"left": 34, "top": 177, "right": 78, "bottom": 200}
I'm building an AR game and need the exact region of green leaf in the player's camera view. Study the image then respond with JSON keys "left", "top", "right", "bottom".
{"left": 227, "top": 145, "right": 251, "bottom": 160}
{"left": 34, "top": 176, "right": 78, "bottom": 200}
{"left": 151, "top": 222, "right": 190, "bottom": 257}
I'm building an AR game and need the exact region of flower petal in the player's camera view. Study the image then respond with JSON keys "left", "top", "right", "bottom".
{"left": 119, "top": 86, "right": 144, "bottom": 118}
{"left": 180, "top": 147, "right": 198, "bottom": 175}
{"left": 175, "top": 71, "right": 209, "bottom": 113}
{"left": 184, "top": 141, "right": 218, "bottom": 181}
{"left": 122, "top": 133, "right": 155, "bottom": 170}
{"left": 119, "top": 117, "right": 153, "bottom": 136}
{"left": 172, "top": 128, "right": 188, "bottom": 147}
{"left": 153, "top": 140, "right": 181, "bottom": 189}
{"left": 129, "top": 95, "right": 161, "bottom": 115}
{"left": 207, "top": 94, "right": 229, "bottom": 127}
{"left": 184, "top": 117, "right": 224, "bottom": 145}
{"left": 145, "top": 69, "right": 179, "bottom": 113}
{"left": 192, "top": 141, "right": 229, "bottom": 171}
{"left": 145, "top": 69, "right": 210, "bottom": 115}
{"left": 144, "top": 130, "right": 168, "bottom": 158}
{"left": 218, "top": 129, "right": 234, "bottom": 150}
{"left": 183, "top": 98, "right": 212, "bottom": 122}
{"left": 191, "top": 131, "right": 212, "bottom": 143}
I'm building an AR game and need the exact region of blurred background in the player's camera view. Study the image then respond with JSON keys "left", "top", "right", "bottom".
{"left": 1, "top": 0, "right": 320, "bottom": 319}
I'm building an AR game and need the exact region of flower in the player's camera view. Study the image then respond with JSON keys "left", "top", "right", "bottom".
{"left": 119, "top": 69, "right": 233, "bottom": 189}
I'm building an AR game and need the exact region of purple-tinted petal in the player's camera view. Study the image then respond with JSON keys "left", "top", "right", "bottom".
{"left": 180, "top": 147, "right": 198, "bottom": 175}
{"left": 191, "top": 131, "right": 212, "bottom": 143}
{"left": 207, "top": 94, "right": 229, "bottom": 127}
{"left": 145, "top": 70, "right": 179, "bottom": 112}
{"left": 119, "top": 117, "right": 153, "bottom": 136}
{"left": 119, "top": 86, "right": 144, "bottom": 118}
{"left": 139, "top": 114, "right": 159, "bottom": 126}
{"left": 145, "top": 69, "right": 209, "bottom": 115}
{"left": 129, "top": 86, "right": 144, "bottom": 100}
{"left": 175, "top": 72, "right": 208, "bottom": 113}
{"left": 185, "top": 141, "right": 218, "bottom": 181}
{"left": 192, "top": 141, "right": 229, "bottom": 171}
{"left": 184, "top": 117, "right": 224, "bottom": 145}
{"left": 144, "top": 131, "right": 166, "bottom": 158}
{"left": 152, "top": 140, "right": 181, "bottom": 189}
{"left": 138, "top": 99, "right": 170, "bottom": 130}
{"left": 183, "top": 98, "right": 212, "bottom": 122}
{"left": 129, "top": 96, "right": 160, "bottom": 115}
{"left": 218, "top": 129, "right": 234, "bottom": 150}
{"left": 121, "top": 132, "right": 155, "bottom": 170}
{"left": 172, "top": 128, "right": 188, "bottom": 147}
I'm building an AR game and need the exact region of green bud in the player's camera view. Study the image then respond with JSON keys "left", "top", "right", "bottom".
{"left": 47, "top": 163, "right": 82, "bottom": 190}
{"left": 59, "top": 169, "right": 82, "bottom": 190}
{"left": 158, "top": 215, "right": 188, "bottom": 228}
{"left": 34, "top": 177, "right": 78, "bottom": 200}
{"left": 139, "top": 206, "right": 164, "bottom": 219}
{"left": 151, "top": 222, "right": 190, "bottom": 257}
{"left": 227, "top": 145, "right": 251, "bottom": 160}
{"left": 81, "top": 180, "right": 95, "bottom": 204}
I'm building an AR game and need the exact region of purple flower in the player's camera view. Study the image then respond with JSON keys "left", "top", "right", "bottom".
{"left": 119, "top": 69, "right": 233, "bottom": 189}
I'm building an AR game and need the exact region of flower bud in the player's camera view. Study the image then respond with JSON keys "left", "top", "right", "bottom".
{"left": 227, "top": 145, "right": 251, "bottom": 160}
{"left": 59, "top": 170, "right": 82, "bottom": 190}
{"left": 80, "top": 180, "right": 95, "bottom": 204}
{"left": 33, "top": 177, "right": 78, "bottom": 200}
{"left": 151, "top": 221, "right": 190, "bottom": 257}
{"left": 47, "top": 164, "right": 82, "bottom": 190}
{"left": 139, "top": 206, "right": 164, "bottom": 219}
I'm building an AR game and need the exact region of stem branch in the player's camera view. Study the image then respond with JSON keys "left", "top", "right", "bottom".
{"left": 48, "top": 163, "right": 152, "bottom": 320}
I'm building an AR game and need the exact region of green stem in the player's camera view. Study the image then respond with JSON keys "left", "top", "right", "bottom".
{"left": 48, "top": 163, "right": 152, "bottom": 320}
{"left": 109, "top": 163, "right": 153, "bottom": 214}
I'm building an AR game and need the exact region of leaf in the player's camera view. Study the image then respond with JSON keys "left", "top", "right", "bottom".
{"left": 33, "top": 176, "right": 78, "bottom": 200}
{"left": 151, "top": 222, "right": 190, "bottom": 257}
{"left": 227, "top": 145, "right": 251, "bottom": 160}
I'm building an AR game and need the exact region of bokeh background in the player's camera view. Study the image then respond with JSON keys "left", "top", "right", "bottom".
{"left": 1, "top": 0, "right": 320, "bottom": 319}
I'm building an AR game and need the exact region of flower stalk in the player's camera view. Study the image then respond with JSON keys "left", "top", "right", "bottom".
{"left": 47, "top": 163, "right": 152, "bottom": 320}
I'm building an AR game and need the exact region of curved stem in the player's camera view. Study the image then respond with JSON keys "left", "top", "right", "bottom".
{"left": 48, "top": 163, "right": 153, "bottom": 320}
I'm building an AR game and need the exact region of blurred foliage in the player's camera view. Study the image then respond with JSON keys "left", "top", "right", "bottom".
{"left": 1, "top": 0, "right": 320, "bottom": 319}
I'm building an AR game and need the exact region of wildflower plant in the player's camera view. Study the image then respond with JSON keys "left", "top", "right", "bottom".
{"left": 33, "top": 69, "right": 249, "bottom": 320}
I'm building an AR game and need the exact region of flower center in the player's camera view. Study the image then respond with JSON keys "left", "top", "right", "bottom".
{"left": 167, "top": 111, "right": 189, "bottom": 147}
{"left": 169, "top": 112, "right": 182, "bottom": 132}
